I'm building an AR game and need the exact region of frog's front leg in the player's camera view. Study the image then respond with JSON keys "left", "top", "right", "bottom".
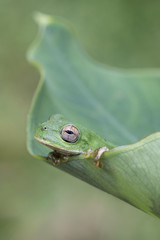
{"left": 47, "top": 151, "right": 69, "bottom": 165}
{"left": 85, "top": 147, "right": 109, "bottom": 168}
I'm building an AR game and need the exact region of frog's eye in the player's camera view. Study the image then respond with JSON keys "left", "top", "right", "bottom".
{"left": 61, "top": 125, "right": 80, "bottom": 143}
{"left": 43, "top": 126, "right": 48, "bottom": 130}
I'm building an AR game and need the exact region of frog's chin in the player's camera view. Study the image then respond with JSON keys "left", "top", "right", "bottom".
{"left": 34, "top": 136, "right": 83, "bottom": 156}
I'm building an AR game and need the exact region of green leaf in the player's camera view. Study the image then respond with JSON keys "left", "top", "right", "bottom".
{"left": 27, "top": 13, "right": 160, "bottom": 218}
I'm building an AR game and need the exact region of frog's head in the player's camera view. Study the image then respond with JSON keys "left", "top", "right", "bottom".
{"left": 34, "top": 114, "right": 90, "bottom": 155}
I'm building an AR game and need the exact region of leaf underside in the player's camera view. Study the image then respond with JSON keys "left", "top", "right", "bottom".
{"left": 27, "top": 13, "right": 160, "bottom": 218}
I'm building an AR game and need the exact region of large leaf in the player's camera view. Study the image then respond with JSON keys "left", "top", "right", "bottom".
{"left": 27, "top": 13, "right": 160, "bottom": 218}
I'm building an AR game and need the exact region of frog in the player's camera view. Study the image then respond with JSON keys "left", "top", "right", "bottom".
{"left": 34, "top": 114, "right": 115, "bottom": 168}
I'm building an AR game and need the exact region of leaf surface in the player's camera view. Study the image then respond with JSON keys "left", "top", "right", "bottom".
{"left": 27, "top": 13, "right": 160, "bottom": 218}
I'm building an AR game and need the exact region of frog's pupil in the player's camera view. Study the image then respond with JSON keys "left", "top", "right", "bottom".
{"left": 66, "top": 130, "right": 73, "bottom": 134}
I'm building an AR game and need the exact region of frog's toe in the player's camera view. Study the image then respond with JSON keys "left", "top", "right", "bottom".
{"left": 52, "top": 158, "right": 61, "bottom": 165}
{"left": 94, "top": 159, "right": 103, "bottom": 168}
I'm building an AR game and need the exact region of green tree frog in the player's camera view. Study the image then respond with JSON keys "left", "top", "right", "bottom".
{"left": 34, "top": 114, "right": 115, "bottom": 168}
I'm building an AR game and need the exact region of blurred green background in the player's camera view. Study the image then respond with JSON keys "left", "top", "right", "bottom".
{"left": 1, "top": 0, "right": 160, "bottom": 239}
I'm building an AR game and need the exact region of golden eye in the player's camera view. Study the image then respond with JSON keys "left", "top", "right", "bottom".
{"left": 61, "top": 125, "right": 80, "bottom": 143}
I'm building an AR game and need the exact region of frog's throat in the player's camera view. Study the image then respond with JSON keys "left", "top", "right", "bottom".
{"left": 34, "top": 136, "right": 83, "bottom": 156}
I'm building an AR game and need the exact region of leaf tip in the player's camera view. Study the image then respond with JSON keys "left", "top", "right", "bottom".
{"left": 33, "top": 12, "right": 54, "bottom": 26}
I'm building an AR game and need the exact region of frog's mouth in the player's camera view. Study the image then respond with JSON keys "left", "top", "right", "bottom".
{"left": 34, "top": 136, "right": 83, "bottom": 156}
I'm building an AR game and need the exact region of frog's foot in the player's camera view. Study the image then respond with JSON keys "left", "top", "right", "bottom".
{"left": 85, "top": 147, "right": 109, "bottom": 168}
{"left": 47, "top": 151, "right": 68, "bottom": 165}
